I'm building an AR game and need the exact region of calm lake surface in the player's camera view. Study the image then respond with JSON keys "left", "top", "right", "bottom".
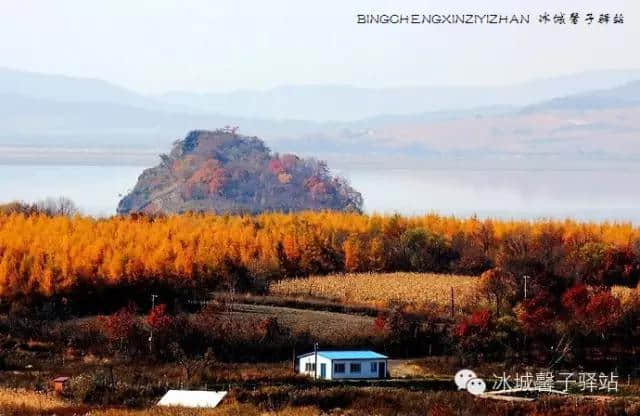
{"left": 1, "top": 164, "right": 639, "bottom": 223}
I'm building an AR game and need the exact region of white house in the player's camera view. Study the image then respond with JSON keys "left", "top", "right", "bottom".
{"left": 297, "top": 350, "right": 388, "bottom": 380}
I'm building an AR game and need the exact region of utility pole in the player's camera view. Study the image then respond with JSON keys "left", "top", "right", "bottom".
{"left": 522, "top": 275, "right": 530, "bottom": 300}
{"left": 314, "top": 342, "right": 318, "bottom": 380}
{"left": 292, "top": 346, "right": 296, "bottom": 373}
{"left": 450, "top": 287, "right": 454, "bottom": 318}
{"left": 149, "top": 294, "right": 158, "bottom": 354}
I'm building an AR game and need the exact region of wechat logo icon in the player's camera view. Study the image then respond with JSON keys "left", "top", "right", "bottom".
{"left": 454, "top": 369, "right": 486, "bottom": 396}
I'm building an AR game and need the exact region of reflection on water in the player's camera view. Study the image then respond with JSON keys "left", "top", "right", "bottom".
{"left": 1, "top": 165, "right": 639, "bottom": 222}
{"left": 341, "top": 167, "right": 640, "bottom": 223}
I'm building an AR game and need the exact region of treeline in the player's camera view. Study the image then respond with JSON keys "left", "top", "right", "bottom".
{"left": 0, "top": 197, "right": 78, "bottom": 217}
{"left": 0, "top": 210, "right": 639, "bottom": 302}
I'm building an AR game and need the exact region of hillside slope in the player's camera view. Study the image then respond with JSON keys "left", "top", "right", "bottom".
{"left": 524, "top": 80, "right": 640, "bottom": 112}
{"left": 117, "top": 129, "right": 363, "bottom": 214}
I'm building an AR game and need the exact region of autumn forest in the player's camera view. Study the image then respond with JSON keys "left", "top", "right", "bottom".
{"left": 1, "top": 210, "right": 639, "bottom": 301}
{"left": 4, "top": 201, "right": 640, "bottom": 415}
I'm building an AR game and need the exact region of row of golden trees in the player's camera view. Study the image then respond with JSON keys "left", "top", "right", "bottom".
{"left": 1, "top": 211, "right": 639, "bottom": 299}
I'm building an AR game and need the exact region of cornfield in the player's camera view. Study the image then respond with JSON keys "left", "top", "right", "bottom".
{"left": 269, "top": 272, "right": 481, "bottom": 311}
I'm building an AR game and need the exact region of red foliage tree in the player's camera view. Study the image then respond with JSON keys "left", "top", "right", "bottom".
{"left": 146, "top": 304, "right": 173, "bottom": 332}
{"left": 373, "top": 313, "right": 386, "bottom": 333}
{"left": 268, "top": 158, "right": 285, "bottom": 174}
{"left": 561, "top": 284, "right": 590, "bottom": 317}
{"left": 562, "top": 285, "right": 622, "bottom": 335}
{"left": 99, "top": 305, "right": 139, "bottom": 353}
{"left": 584, "top": 291, "right": 622, "bottom": 334}
{"left": 188, "top": 160, "right": 227, "bottom": 195}
{"left": 455, "top": 308, "right": 497, "bottom": 360}
{"left": 456, "top": 309, "right": 491, "bottom": 338}
{"left": 515, "top": 293, "right": 556, "bottom": 336}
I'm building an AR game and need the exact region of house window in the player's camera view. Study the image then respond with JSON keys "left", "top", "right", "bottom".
{"left": 334, "top": 363, "right": 345, "bottom": 373}
{"left": 305, "top": 363, "right": 316, "bottom": 372}
{"left": 370, "top": 362, "right": 378, "bottom": 372}
{"left": 350, "top": 363, "right": 361, "bottom": 373}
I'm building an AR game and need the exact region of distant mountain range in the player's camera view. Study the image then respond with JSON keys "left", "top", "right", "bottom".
{"left": 524, "top": 81, "right": 640, "bottom": 112}
{"left": 1, "top": 67, "right": 640, "bottom": 167}
{"left": 158, "top": 70, "right": 640, "bottom": 121}
{"left": 0, "top": 67, "right": 161, "bottom": 110}
{"left": 5, "top": 67, "right": 640, "bottom": 120}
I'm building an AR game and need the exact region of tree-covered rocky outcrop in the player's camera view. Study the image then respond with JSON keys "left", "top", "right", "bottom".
{"left": 117, "top": 129, "right": 363, "bottom": 215}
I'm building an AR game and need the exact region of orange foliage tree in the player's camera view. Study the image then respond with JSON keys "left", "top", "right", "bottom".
{"left": 0, "top": 211, "right": 640, "bottom": 301}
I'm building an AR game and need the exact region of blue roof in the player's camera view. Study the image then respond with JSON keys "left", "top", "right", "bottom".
{"left": 298, "top": 350, "right": 388, "bottom": 360}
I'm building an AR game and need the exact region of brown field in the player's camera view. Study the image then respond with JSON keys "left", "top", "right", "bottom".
{"left": 269, "top": 272, "right": 481, "bottom": 312}
{"left": 228, "top": 304, "right": 376, "bottom": 344}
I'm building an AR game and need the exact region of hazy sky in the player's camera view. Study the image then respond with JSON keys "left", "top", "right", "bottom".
{"left": 1, "top": 0, "right": 638, "bottom": 93}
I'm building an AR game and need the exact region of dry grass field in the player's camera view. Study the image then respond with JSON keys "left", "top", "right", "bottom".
{"left": 269, "top": 272, "right": 481, "bottom": 312}
{"left": 0, "top": 388, "right": 93, "bottom": 415}
{"left": 0, "top": 388, "right": 68, "bottom": 409}
{"left": 92, "top": 403, "right": 262, "bottom": 416}
{"left": 0, "top": 388, "right": 306, "bottom": 416}
{"left": 3, "top": 379, "right": 640, "bottom": 416}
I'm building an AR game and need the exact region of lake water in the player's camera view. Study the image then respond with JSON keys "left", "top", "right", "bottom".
{"left": 0, "top": 165, "right": 144, "bottom": 217}
{"left": 1, "top": 164, "right": 639, "bottom": 223}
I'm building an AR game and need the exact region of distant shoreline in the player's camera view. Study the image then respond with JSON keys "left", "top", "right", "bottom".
{"left": 2, "top": 147, "right": 640, "bottom": 171}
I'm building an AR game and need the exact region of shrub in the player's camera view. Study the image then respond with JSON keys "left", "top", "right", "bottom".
{"left": 400, "top": 228, "right": 457, "bottom": 273}
{"left": 99, "top": 306, "right": 144, "bottom": 356}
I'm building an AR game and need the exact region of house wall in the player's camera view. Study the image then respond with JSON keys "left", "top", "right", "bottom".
{"left": 54, "top": 382, "right": 65, "bottom": 393}
{"left": 330, "top": 359, "right": 387, "bottom": 380}
{"left": 298, "top": 354, "right": 332, "bottom": 379}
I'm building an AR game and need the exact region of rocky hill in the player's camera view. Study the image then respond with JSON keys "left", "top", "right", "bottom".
{"left": 116, "top": 129, "right": 363, "bottom": 214}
